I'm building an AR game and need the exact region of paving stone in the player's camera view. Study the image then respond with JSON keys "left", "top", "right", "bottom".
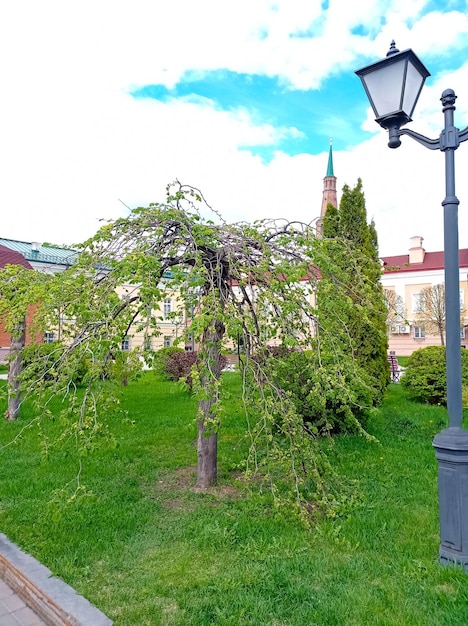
{"left": 0, "top": 612, "right": 22, "bottom": 625}
{"left": 2, "top": 594, "right": 26, "bottom": 612}
{"left": 0, "top": 581, "right": 13, "bottom": 599}
{"left": 0, "top": 582, "right": 45, "bottom": 626}
{"left": 11, "top": 605, "right": 46, "bottom": 625}
{"left": 0, "top": 601, "right": 13, "bottom": 617}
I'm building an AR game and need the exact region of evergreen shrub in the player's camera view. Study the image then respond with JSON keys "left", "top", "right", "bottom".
{"left": 401, "top": 345, "right": 468, "bottom": 405}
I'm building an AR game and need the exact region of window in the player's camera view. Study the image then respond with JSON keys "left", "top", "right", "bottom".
{"left": 163, "top": 336, "right": 172, "bottom": 347}
{"left": 163, "top": 299, "right": 172, "bottom": 319}
{"left": 412, "top": 292, "right": 424, "bottom": 313}
{"left": 44, "top": 332, "right": 55, "bottom": 343}
{"left": 144, "top": 337, "right": 152, "bottom": 351}
{"left": 414, "top": 326, "right": 425, "bottom": 339}
{"left": 121, "top": 337, "right": 130, "bottom": 351}
{"left": 461, "top": 328, "right": 466, "bottom": 340}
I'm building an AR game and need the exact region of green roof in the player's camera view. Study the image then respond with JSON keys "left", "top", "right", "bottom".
{"left": 326, "top": 140, "right": 335, "bottom": 178}
{"left": 0, "top": 238, "right": 77, "bottom": 266}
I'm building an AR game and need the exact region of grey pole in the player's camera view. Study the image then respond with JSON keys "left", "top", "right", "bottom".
{"left": 441, "top": 89, "right": 463, "bottom": 428}
{"left": 387, "top": 89, "right": 468, "bottom": 568}
{"left": 431, "top": 90, "right": 468, "bottom": 569}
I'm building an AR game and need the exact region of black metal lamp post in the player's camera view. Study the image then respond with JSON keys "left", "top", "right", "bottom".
{"left": 356, "top": 41, "right": 468, "bottom": 569}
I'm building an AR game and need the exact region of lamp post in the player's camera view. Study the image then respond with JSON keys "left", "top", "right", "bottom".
{"left": 356, "top": 41, "right": 468, "bottom": 569}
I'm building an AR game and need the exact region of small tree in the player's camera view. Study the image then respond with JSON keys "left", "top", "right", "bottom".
{"left": 0, "top": 264, "right": 48, "bottom": 420}
{"left": 5, "top": 318, "right": 26, "bottom": 421}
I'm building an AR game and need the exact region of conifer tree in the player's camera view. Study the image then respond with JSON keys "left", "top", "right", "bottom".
{"left": 321, "top": 179, "right": 388, "bottom": 403}
{"left": 322, "top": 202, "right": 340, "bottom": 238}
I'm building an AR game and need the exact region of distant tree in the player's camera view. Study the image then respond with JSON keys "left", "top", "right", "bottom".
{"left": 415, "top": 284, "right": 446, "bottom": 345}
{"left": 383, "top": 288, "right": 406, "bottom": 334}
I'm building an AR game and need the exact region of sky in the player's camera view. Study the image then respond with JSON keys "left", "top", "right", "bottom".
{"left": 2, "top": 0, "right": 468, "bottom": 256}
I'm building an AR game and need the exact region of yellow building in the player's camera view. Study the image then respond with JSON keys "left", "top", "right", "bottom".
{"left": 380, "top": 236, "right": 468, "bottom": 356}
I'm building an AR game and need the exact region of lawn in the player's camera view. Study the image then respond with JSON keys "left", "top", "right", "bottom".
{"left": 0, "top": 372, "right": 468, "bottom": 625}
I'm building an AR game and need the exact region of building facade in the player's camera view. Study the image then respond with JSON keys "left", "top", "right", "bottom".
{"left": 0, "top": 238, "right": 195, "bottom": 361}
{"left": 380, "top": 236, "right": 468, "bottom": 355}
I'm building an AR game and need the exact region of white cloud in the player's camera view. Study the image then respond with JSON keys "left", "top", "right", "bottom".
{"left": 1, "top": 0, "right": 468, "bottom": 261}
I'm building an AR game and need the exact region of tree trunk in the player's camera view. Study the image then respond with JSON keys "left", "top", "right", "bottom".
{"left": 195, "top": 317, "right": 225, "bottom": 489}
{"left": 196, "top": 418, "right": 218, "bottom": 489}
{"left": 439, "top": 323, "right": 445, "bottom": 346}
{"left": 5, "top": 318, "right": 26, "bottom": 421}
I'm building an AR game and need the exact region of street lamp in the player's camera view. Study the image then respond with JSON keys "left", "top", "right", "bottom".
{"left": 356, "top": 42, "right": 468, "bottom": 570}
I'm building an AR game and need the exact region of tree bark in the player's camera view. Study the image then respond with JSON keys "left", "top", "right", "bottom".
{"left": 5, "top": 318, "right": 26, "bottom": 421}
{"left": 195, "top": 317, "right": 225, "bottom": 489}
{"left": 196, "top": 419, "right": 218, "bottom": 489}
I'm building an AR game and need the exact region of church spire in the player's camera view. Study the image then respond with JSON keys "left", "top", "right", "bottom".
{"left": 317, "top": 138, "right": 338, "bottom": 238}
{"left": 326, "top": 137, "right": 334, "bottom": 177}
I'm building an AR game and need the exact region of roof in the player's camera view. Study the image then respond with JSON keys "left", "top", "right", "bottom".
{"left": 0, "top": 245, "right": 33, "bottom": 270}
{"left": 325, "top": 140, "right": 335, "bottom": 178}
{"left": 381, "top": 249, "right": 468, "bottom": 274}
{"left": 0, "top": 238, "right": 77, "bottom": 266}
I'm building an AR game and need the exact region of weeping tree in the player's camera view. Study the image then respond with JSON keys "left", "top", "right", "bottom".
{"left": 0, "top": 183, "right": 377, "bottom": 517}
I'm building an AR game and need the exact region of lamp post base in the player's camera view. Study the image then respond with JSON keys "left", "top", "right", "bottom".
{"left": 433, "top": 427, "right": 468, "bottom": 569}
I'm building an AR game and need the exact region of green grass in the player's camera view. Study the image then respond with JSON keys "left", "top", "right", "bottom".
{"left": 397, "top": 356, "right": 410, "bottom": 367}
{"left": 1, "top": 374, "right": 468, "bottom": 625}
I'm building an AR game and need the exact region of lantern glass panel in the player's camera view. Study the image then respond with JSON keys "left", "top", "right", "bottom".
{"left": 402, "top": 60, "right": 425, "bottom": 118}
{"left": 361, "top": 58, "right": 406, "bottom": 118}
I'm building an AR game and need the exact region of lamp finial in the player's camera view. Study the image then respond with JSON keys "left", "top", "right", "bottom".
{"left": 387, "top": 40, "right": 400, "bottom": 57}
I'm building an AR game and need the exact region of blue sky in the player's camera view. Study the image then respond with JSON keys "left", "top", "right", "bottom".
{"left": 2, "top": 0, "right": 468, "bottom": 256}
{"left": 131, "top": 71, "right": 367, "bottom": 159}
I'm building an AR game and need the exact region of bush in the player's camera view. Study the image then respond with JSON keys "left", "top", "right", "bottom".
{"left": 108, "top": 350, "right": 142, "bottom": 387}
{"left": 401, "top": 345, "right": 468, "bottom": 405}
{"left": 165, "top": 351, "right": 199, "bottom": 388}
{"left": 153, "top": 346, "right": 184, "bottom": 379}
{"left": 21, "top": 342, "right": 90, "bottom": 385}
{"left": 259, "top": 348, "right": 373, "bottom": 434}
{"left": 165, "top": 351, "right": 228, "bottom": 390}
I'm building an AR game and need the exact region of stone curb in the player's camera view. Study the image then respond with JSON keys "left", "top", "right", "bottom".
{"left": 0, "top": 533, "right": 113, "bottom": 626}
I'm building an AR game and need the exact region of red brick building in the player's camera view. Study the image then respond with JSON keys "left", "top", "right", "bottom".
{"left": 0, "top": 245, "right": 35, "bottom": 363}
